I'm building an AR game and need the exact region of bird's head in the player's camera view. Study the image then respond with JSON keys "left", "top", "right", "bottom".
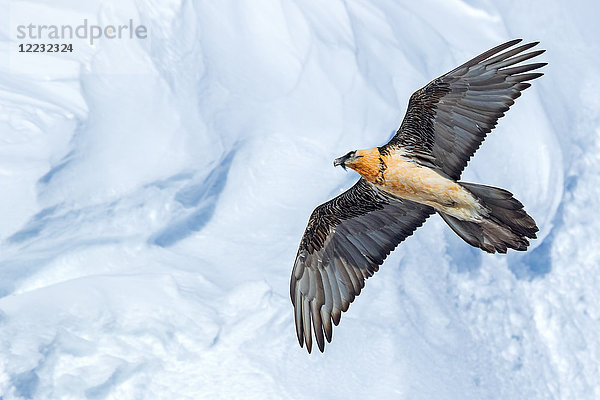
{"left": 334, "top": 148, "right": 382, "bottom": 182}
{"left": 333, "top": 150, "right": 359, "bottom": 171}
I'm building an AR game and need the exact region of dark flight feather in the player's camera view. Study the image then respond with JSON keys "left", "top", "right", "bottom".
{"left": 383, "top": 39, "right": 546, "bottom": 180}
{"left": 290, "top": 179, "right": 433, "bottom": 352}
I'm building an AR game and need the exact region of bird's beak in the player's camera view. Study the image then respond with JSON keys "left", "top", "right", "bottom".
{"left": 333, "top": 156, "right": 347, "bottom": 170}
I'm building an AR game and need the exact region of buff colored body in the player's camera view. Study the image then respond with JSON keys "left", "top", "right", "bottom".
{"left": 347, "top": 148, "right": 485, "bottom": 222}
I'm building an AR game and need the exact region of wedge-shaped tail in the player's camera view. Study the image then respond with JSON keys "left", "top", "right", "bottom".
{"left": 439, "top": 182, "right": 538, "bottom": 253}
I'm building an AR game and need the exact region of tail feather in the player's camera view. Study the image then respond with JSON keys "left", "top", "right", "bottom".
{"left": 440, "top": 182, "right": 538, "bottom": 254}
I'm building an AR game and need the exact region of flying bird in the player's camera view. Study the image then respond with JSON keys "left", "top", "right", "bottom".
{"left": 291, "top": 39, "right": 545, "bottom": 353}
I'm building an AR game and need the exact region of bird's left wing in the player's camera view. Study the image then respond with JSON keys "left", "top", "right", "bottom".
{"left": 291, "top": 178, "right": 433, "bottom": 353}
{"left": 385, "top": 39, "right": 546, "bottom": 180}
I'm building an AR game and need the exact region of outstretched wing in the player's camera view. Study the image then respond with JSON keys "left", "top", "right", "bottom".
{"left": 291, "top": 178, "right": 433, "bottom": 353}
{"left": 385, "top": 39, "right": 546, "bottom": 180}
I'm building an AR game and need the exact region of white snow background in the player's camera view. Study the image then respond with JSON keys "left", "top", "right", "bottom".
{"left": 0, "top": 0, "right": 599, "bottom": 399}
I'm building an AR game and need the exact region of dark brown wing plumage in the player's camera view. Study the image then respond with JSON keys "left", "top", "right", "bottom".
{"left": 384, "top": 39, "right": 546, "bottom": 180}
{"left": 291, "top": 178, "right": 433, "bottom": 353}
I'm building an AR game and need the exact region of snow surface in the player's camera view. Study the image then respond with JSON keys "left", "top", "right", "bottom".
{"left": 0, "top": 0, "right": 599, "bottom": 399}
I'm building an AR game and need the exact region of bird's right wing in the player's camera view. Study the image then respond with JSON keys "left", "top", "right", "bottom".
{"left": 291, "top": 178, "right": 434, "bottom": 353}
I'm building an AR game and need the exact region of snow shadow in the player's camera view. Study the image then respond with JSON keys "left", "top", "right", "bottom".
{"left": 6, "top": 206, "right": 60, "bottom": 244}
{"left": 149, "top": 149, "right": 236, "bottom": 247}
{"left": 11, "top": 369, "right": 39, "bottom": 399}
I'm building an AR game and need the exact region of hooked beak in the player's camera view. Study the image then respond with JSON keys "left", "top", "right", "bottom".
{"left": 333, "top": 155, "right": 348, "bottom": 170}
